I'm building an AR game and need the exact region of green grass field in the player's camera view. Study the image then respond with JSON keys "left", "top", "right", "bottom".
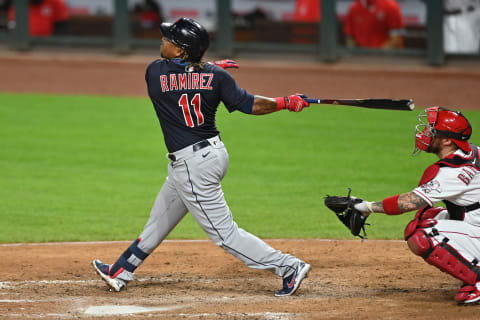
{"left": 2, "top": 92, "right": 479, "bottom": 243}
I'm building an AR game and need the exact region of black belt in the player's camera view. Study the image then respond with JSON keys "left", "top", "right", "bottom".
{"left": 168, "top": 140, "right": 211, "bottom": 161}
{"left": 192, "top": 140, "right": 210, "bottom": 152}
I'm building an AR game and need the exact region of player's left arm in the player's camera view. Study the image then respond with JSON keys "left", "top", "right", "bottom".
{"left": 250, "top": 96, "right": 277, "bottom": 115}
{"left": 218, "top": 69, "right": 308, "bottom": 115}
{"left": 251, "top": 94, "right": 309, "bottom": 115}
{"left": 354, "top": 192, "right": 429, "bottom": 217}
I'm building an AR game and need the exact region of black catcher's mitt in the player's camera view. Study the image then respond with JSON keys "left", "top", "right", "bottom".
{"left": 324, "top": 188, "right": 369, "bottom": 239}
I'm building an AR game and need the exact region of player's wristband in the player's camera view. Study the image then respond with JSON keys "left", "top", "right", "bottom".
{"left": 274, "top": 97, "right": 286, "bottom": 111}
{"left": 382, "top": 194, "right": 401, "bottom": 215}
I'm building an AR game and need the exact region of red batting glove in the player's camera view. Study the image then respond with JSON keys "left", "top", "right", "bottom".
{"left": 212, "top": 59, "right": 239, "bottom": 69}
{"left": 275, "top": 94, "right": 310, "bottom": 112}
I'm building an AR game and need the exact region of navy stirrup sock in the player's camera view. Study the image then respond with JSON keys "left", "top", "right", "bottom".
{"left": 109, "top": 238, "right": 149, "bottom": 277}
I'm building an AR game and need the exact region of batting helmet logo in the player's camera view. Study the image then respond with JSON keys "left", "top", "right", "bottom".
{"left": 159, "top": 18, "right": 210, "bottom": 63}
{"left": 414, "top": 106, "right": 472, "bottom": 155}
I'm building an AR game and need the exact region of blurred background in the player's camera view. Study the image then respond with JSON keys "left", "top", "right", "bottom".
{"left": 0, "top": 0, "right": 479, "bottom": 66}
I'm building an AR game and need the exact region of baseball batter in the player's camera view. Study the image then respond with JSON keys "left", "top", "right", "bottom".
{"left": 92, "top": 17, "right": 311, "bottom": 297}
{"left": 352, "top": 107, "right": 480, "bottom": 304}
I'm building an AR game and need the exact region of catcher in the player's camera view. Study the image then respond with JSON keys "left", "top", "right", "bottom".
{"left": 325, "top": 107, "right": 480, "bottom": 305}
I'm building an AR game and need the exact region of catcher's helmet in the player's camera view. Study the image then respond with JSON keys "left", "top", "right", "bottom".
{"left": 159, "top": 18, "right": 210, "bottom": 63}
{"left": 414, "top": 106, "right": 472, "bottom": 155}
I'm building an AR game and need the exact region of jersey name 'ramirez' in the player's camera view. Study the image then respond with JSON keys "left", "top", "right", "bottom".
{"left": 160, "top": 73, "right": 213, "bottom": 92}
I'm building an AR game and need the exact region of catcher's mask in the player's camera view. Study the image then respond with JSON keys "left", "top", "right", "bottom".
{"left": 159, "top": 17, "right": 210, "bottom": 63}
{"left": 413, "top": 106, "right": 472, "bottom": 155}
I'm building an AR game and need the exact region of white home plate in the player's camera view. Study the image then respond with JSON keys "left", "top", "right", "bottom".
{"left": 85, "top": 305, "right": 179, "bottom": 316}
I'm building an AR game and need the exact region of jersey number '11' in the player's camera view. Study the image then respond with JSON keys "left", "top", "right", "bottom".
{"left": 178, "top": 93, "right": 204, "bottom": 127}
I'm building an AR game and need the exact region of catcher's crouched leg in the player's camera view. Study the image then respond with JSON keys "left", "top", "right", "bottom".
{"left": 406, "top": 223, "right": 480, "bottom": 286}
{"left": 404, "top": 207, "right": 448, "bottom": 240}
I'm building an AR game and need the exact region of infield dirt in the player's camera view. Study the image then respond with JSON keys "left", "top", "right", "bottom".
{"left": 1, "top": 51, "right": 480, "bottom": 319}
{"left": 1, "top": 240, "right": 478, "bottom": 319}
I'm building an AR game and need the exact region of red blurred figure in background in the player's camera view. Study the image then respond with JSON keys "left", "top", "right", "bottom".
{"left": 343, "top": 0, "right": 405, "bottom": 49}
{"left": 8, "top": 0, "right": 69, "bottom": 37}
{"left": 294, "top": 0, "right": 321, "bottom": 22}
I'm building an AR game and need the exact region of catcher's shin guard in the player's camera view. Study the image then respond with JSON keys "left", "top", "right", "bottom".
{"left": 407, "top": 229, "right": 480, "bottom": 285}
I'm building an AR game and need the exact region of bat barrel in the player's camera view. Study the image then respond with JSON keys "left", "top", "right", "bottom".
{"left": 304, "top": 98, "right": 414, "bottom": 111}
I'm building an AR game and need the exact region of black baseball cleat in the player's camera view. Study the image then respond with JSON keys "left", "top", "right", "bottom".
{"left": 275, "top": 261, "right": 311, "bottom": 297}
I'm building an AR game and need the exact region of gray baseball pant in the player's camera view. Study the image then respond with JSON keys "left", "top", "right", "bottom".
{"left": 133, "top": 135, "right": 300, "bottom": 278}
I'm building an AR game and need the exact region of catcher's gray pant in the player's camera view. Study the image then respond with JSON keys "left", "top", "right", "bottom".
{"left": 136, "top": 135, "right": 300, "bottom": 278}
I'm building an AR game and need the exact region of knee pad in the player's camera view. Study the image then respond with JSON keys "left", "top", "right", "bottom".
{"left": 404, "top": 219, "right": 418, "bottom": 241}
{"left": 408, "top": 230, "right": 480, "bottom": 285}
{"left": 407, "top": 229, "right": 435, "bottom": 257}
{"left": 422, "top": 207, "right": 448, "bottom": 220}
{"left": 405, "top": 219, "right": 437, "bottom": 243}
{"left": 404, "top": 207, "right": 443, "bottom": 240}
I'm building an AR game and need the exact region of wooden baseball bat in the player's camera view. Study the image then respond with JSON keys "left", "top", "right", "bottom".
{"left": 304, "top": 98, "right": 415, "bottom": 111}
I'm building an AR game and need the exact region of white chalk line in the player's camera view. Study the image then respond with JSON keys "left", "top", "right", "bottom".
{"left": 178, "top": 312, "right": 294, "bottom": 320}
{"left": 0, "top": 299, "right": 35, "bottom": 303}
{"left": 0, "top": 238, "right": 403, "bottom": 247}
{"left": 84, "top": 304, "right": 185, "bottom": 316}
{"left": 2, "top": 313, "right": 75, "bottom": 319}
{"left": 0, "top": 275, "right": 268, "bottom": 289}
{"left": 0, "top": 279, "right": 100, "bottom": 289}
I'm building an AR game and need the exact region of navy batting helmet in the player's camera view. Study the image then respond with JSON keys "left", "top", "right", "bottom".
{"left": 159, "top": 18, "right": 210, "bottom": 63}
